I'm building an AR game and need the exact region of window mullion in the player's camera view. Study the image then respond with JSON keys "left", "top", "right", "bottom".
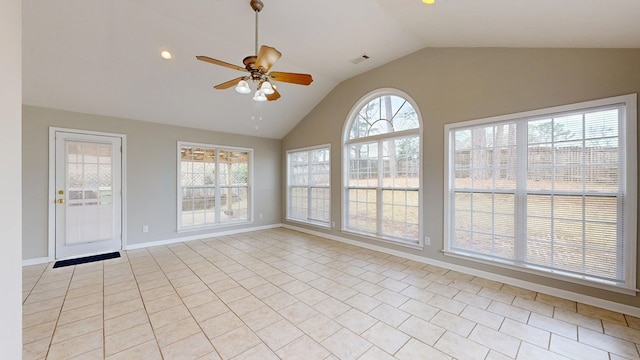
{"left": 515, "top": 120, "right": 528, "bottom": 263}
{"left": 307, "top": 155, "right": 313, "bottom": 221}
{"left": 214, "top": 149, "right": 220, "bottom": 223}
{"left": 377, "top": 139, "right": 383, "bottom": 237}
{"left": 617, "top": 106, "right": 625, "bottom": 281}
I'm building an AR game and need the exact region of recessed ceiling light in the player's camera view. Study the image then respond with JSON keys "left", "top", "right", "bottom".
{"left": 160, "top": 50, "right": 173, "bottom": 60}
{"left": 422, "top": 0, "right": 435, "bottom": 4}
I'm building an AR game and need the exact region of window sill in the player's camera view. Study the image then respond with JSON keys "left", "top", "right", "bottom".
{"left": 442, "top": 249, "right": 638, "bottom": 296}
{"left": 177, "top": 220, "right": 253, "bottom": 233}
{"left": 341, "top": 229, "right": 424, "bottom": 251}
{"left": 285, "top": 218, "right": 331, "bottom": 230}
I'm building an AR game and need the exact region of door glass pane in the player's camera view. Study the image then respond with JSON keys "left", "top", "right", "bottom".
{"left": 65, "top": 140, "right": 113, "bottom": 244}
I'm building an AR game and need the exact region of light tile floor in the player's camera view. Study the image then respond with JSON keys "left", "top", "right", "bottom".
{"left": 22, "top": 228, "right": 640, "bottom": 359}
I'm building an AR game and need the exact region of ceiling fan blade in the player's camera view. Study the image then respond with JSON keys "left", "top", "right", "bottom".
{"left": 266, "top": 88, "right": 281, "bottom": 101}
{"left": 268, "top": 71, "right": 313, "bottom": 86}
{"left": 255, "top": 46, "right": 282, "bottom": 72}
{"left": 214, "top": 77, "right": 244, "bottom": 90}
{"left": 196, "top": 56, "right": 248, "bottom": 72}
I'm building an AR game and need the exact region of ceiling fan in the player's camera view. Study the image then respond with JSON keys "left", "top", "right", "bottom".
{"left": 196, "top": 0, "right": 313, "bottom": 102}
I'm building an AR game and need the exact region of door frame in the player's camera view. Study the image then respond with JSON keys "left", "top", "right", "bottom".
{"left": 48, "top": 127, "right": 128, "bottom": 261}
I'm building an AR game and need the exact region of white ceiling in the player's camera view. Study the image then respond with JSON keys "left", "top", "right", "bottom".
{"left": 23, "top": 0, "right": 640, "bottom": 139}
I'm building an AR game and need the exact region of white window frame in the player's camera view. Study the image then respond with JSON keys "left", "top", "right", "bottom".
{"left": 177, "top": 141, "right": 253, "bottom": 231}
{"left": 342, "top": 88, "right": 423, "bottom": 248}
{"left": 444, "top": 94, "right": 637, "bottom": 294}
{"left": 286, "top": 144, "right": 331, "bottom": 228}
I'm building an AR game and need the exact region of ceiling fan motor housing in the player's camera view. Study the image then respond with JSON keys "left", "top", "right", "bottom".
{"left": 250, "top": 0, "right": 263, "bottom": 12}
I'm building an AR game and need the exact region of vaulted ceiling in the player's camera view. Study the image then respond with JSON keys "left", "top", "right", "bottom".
{"left": 22, "top": 0, "right": 640, "bottom": 139}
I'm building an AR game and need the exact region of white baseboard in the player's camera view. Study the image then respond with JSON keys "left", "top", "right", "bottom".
{"left": 22, "top": 224, "right": 282, "bottom": 264}
{"left": 283, "top": 224, "right": 640, "bottom": 318}
{"left": 22, "top": 257, "right": 50, "bottom": 267}
{"left": 125, "top": 223, "right": 282, "bottom": 250}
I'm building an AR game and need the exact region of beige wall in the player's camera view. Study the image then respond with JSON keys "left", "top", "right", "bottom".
{"left": 1, "top": 0, "right": 23, "bottom": 356}
{"left": 282, "top": 48, "right": 640, "bottom": 306}
{"left": 23, "top": 106, "right": 282, "bottom": 260}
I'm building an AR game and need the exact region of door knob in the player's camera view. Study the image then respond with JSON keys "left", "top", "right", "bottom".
{"left": 58, "top": 190, "right": 64, "bottom": 195}
{"left": 57, "top": 199, "right": 65, "bottom": 204}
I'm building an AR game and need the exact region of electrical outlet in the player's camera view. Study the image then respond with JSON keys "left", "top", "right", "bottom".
{"left": 259, "top": 213, "right": 263, "bottom": 219}
{"left": 424, "top": 236, "right": 430, "bottom": 245}
{"left": 332, "top": 221, "right": 336, "bottom": 228}
{"left": 142, "top": 225, "right": 149, "bottom": 233}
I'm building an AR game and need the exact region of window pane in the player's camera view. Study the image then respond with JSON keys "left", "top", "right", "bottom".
{"left": 310, "top": 187, "right": 330, "bottom": 222}
{"left": 219, "top": 186, "right": 248, "bottom": 222}
{"left": 349, "top": 95, "right": 418, "bottom": 139}
{"left": 553, "top": 113, "right": 582, "bottom": 142}
{"left": 585, "top": 196, "right": 617, "bottom": 222}
{"left": 448, "top": 99, "right": 629, "bottom": 286}
{"left": 286, "top": 146, "right": 330, "bottom": 226}
{"left": 381, "top": 190, "right": 419, "bottom": 241}
{"left": 347, "top": 188, "right": 377, "bottom": 234}
{"left": 454, "top": 192, "right": 471, "bottom": 211}
{"left": 381, "top": 137, "right": 419, "bottom": 188}
{"left": 348, "top": 143, "right": 379, "bottom": 188}
{"left": 179, "top": 144, "right": 251, "bottom": 228}
{"left": 585, "top": 109, "right": 618, "bottom": 139}
{"left": 289, "top": 187, "right": 308, "bottom": 221}
{"left": 346, "top": 92, "right": 421, "bottom": 244}
{"left": 454, "top": 124, "right": 517, "bottom": 190}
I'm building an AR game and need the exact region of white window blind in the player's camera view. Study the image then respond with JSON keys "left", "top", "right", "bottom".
{"left": 287, "top": 146, "right": 330, "bottom": 226}
{"left": 445, "top": 95, "right": 637, "bottom": 291}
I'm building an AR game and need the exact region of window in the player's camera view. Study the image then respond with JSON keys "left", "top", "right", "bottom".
{"left": 178, "top": 142, "right": 251, "bottom": 230}
{"left": 445, "top": 94, "right": 637, "bottom": 292}
{"left": 286, "top": 145, "right": 331, "bottom": 226}
{"left": 343, "top": 89, "right": 422, "bottom": 246}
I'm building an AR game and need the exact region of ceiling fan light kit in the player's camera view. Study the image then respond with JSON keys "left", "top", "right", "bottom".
{"left": 196, "top": 0, "right": 313, "bottom": 102}
{"left": 253, "top": 90, "right": 268, "bottom": 102}
{"left": 235, "top": 80, "right": 252, "bottom": 94}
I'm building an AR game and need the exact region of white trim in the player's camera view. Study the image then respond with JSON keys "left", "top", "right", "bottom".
{"left": 48, "top": 127, "right": 127, "bottom": 261}
{"left": 342, "top": 88, "right": 424, "bottom": 247}
{"left": 125, "top": 223, "right": 281, "bottom": 250}
{"left": 443, "top": 93, "right": 638, "bottom": 293}
{"left": 285, "top": 218, "right": 331, "bottom": 230}
{"left": 25, "top": 224, "right": 281, "bottom": 265}
{"left": 622, "top": 93, "right": 638, "bottom": 293}
{"left": 285, "top": 144, "right": 332, "bottom": 226}
{"left": 286, "top": 143, "right": 332, "bottom": 154}
{"left": 340, "top": 229, "right": 423, "bottom": 250}
{"left": 442, "top": 250, "right": 637, "bottom": 296}
{"left": 22, "top": 257, "right": 50, "bottom": 267}
{"left": 445, "top": 94, "right": 636, "bottom": 129}
{"left": 283, "top": 223, "right": 640, "bottom": 318}
{"left": 177, "top": 141, "right": 254, "bottom": 231}
{"left": 176, "top": 220, "right": 254, "bottom": 233}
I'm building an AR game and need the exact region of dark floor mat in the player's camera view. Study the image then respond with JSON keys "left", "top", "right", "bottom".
{"left": 53, "top": 252, "right": 121, "bottom": 268}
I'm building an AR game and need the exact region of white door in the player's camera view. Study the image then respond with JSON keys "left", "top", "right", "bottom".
{"left": 54, "top": 131, "right": 122, "bottom": 259}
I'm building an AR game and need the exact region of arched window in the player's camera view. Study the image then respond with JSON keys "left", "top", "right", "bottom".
{"left": 343, "top": 89, "right": 422, "bottom": 246}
